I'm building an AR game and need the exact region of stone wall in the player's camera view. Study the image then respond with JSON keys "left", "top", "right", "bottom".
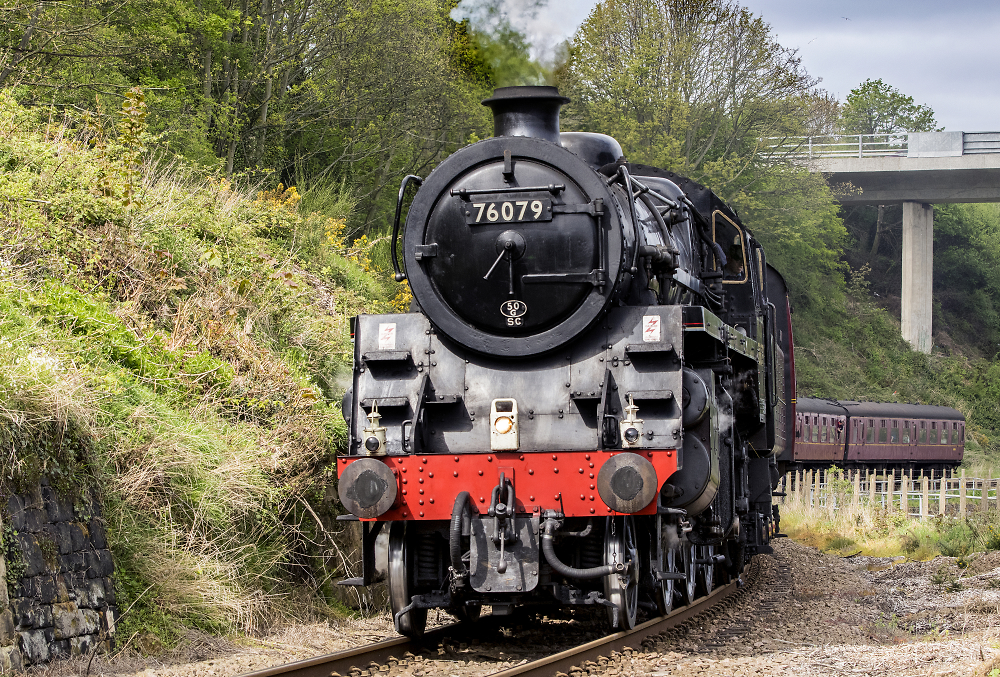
{"left": 1, "top": 509, "right": 23, "bottom": 673}
{"left": 2, "top": 481, "right": 116, "bottom": 668}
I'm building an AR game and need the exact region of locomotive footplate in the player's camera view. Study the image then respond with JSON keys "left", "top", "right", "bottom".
{"left": 469, "top": 513, "right": 541, "bottom": 593}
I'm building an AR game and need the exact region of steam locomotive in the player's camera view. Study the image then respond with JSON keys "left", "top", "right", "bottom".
{"left": 337, "top": 86, "right": 795, "bottom": 636}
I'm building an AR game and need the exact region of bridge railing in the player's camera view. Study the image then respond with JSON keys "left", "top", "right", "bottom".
{"left": 762, "top": 134, "right": 908, "bottom": 160}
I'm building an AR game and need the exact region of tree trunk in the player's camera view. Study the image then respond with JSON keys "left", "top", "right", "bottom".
{"left": 868, "top": 204, "right": 886, "bottom": 265}
{"left": 0, "top": 2, "right": 44, "bottom": 87}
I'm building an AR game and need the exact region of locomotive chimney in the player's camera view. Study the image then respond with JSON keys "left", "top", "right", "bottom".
{"left": 482, "top": 86, "right": 570, "bottom": 143}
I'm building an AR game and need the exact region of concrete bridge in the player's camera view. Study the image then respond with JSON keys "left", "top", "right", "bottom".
{"left": 765, "top": 132, "right": 1000, "bottom": 353}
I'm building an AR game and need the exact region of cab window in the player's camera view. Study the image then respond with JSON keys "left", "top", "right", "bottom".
{"left": 712, "top": 211, "right": 747, "bottom": 283}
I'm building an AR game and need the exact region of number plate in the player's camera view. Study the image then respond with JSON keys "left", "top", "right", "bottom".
{"left": 463, "top": 198, "right": 553, "bottom": 225}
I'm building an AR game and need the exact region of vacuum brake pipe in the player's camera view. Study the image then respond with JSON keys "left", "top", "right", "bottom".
{"left": 540, "top": 517, "right": 622, "bottom": 579}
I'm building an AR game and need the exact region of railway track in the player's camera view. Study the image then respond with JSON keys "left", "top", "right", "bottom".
{"left": 237, "top": 556, "right": 766, "bottom": 677}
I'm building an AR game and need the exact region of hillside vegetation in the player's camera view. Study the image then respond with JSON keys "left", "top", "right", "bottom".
{"left": 0, "top": 91, "right": 407, "bottom": 646}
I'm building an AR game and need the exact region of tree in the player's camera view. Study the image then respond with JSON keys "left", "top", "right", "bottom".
{"left": 838, "top": 78, "right": 939, "bottom": 136}
{"left": 838, "top": 79, "right": 940, "bottom": 272}
{"left": 558, "top": 0, "right": 820, "bottom": 179}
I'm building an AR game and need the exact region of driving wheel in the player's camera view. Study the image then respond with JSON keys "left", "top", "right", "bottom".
{"left": 604, "top": 515, "right": 639, "bottom": 630}
{"left": 388, "top": 521, "right": 427, "bottom": 637}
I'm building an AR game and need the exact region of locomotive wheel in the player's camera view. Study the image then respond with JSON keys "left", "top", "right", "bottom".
{"left": 654, "top": 517, "right": 678, "bottom": 615}
{"left": 679, "top": 540, "right": 698, "bottom": 605}
{"left": 388, "top": 522, "right": 427, "bottom": 637}
{"left": 603, "top": 516, "right": 639, "bottom": 630}
{"left": 696, "top": 544, "right": 715, "bottom": 596}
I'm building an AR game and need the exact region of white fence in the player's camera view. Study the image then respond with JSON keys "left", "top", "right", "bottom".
{"left": 780, "top": 469, "right": 995, "bottom": 518}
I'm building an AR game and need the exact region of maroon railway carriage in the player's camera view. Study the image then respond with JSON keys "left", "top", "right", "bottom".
{"left": 789, "top": 398, "right": 964, "bottom": 471}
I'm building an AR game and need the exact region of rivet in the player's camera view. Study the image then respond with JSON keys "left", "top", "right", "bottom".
{"left": 453, "top": 471, "right": 458, "bottom": 477}
{"left": 580, "top": 494, "right": 585, "bottom": 500}
{"left": 529, "top": 495, "right": 535, "bottom": 501}
{"left": 578, "top": 468, "right": 584, "bottom": 474}
{"left": 422, "top": 458, "right": 428, "bottom": 463}
{"left": 419, "top": 512, "right": 424, "bottom": 517}
{"left": 590, "top": 484, "right": 595, "bottom": 490}
{"left": 589, "top": 463, "right": 594, "bottom": 468}
{"left": 565, "top": 383, "right": 571, "bottom": 387}
{"left": 590, "top": 495, "right": 595, "bottom": 501}
{"left": 455, "top": 456, "right": 460, "bottom": 462}
{"left": 590, "top": 507, "right": 595, "bottom": 514}
{"left": 607, "top": 508, "right": 612, "bottom": 513}
{"left": 487, "top": 456, "right": 493, "bottom": 462}
{"left": 419, "top": 489, "right": 424, "bottom": 494}
{"left": 648, "top": 451, "right": 654, "bottom": 457}
{"left": 528, "top": 469, "right": 534, "bottom": 475}
{"left": 480, "top": 496, "right": 485, "bottom": 503}
{"left": 419, "top": 499, "right": 424, "bottom": 505}
{"left": 554, "top": 494, "right": 560, "bottom": 500}
{"left": 552, "top": 455, "right": 558, "bottom": 460}
{"left": 429, "top": 472, "right": 434, "bottom": 478}
{"left": 429, "top": 498, "right": 434, "bottom": 503}
{"left": 402, "top": 489, "right": 407, "bottom": 495}
{"left": 478, "top": 470, "right": 484, "bottom": 476}
{"left": 519, "top": 455, "right": 525, "bottom": 461}
{"left": 403, "top": 478, "right": 408, "bottom": 484}
{"left": 667, "top": 450, "right": 673, "bottom": 457}
{"left": 585, "top": 454, "right": 591, "bottom": 461}
{"left": 553, "top": 468, "right": 559, "bottom": 474}
{"left": 401, "top": 468, "right": 407, "bottom": 473}
{"left": 419, "top": 478, "right": 424, "bottom": 484}
{"left": 590, "top": 473, "right": 594, "bottom": 478}
{"left": 418, "top": 467, "right": 424, "bottom": 472}
{"left": 403, "top": 511, "right": 408, "bottom": 516}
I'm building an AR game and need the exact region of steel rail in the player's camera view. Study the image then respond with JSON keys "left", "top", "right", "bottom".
{"left": 235, "top": 623, "right": 463, "bottom": 677}
{"left": 489, "top": 570, "right": 746, "bottom": 677}
{"left": 238, "top": 562, "right": 755, "bottom": 677}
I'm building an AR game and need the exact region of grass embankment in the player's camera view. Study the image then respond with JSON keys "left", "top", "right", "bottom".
{"left": 0, "top": 91, "right": 406, "bottom": 649}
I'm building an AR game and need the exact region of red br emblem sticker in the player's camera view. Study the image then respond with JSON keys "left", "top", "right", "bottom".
{"left": 642, "top": 315, "right": 661, "bottom": 342}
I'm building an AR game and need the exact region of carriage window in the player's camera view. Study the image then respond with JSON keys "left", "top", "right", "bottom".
{"left": 929, "top": 423, "right": 938, "bottom": 444}
{"left": 866, "top": 424, "right": 874, "bottom": 443}
{"left": 960, "top": 423, "right": 965, "bottom": 442}
{"left": 890, "top": 422, "right": 899, "bottom": 443}
{"left": 712, "top": 211, "right": 748, "bottom": 283}
{"left": 918, "top": 426, "right": 927, "bottom": 443}
{"left": 811, "top": 423, "right": 818, "bottom": 443}
{"left": 902, "top": 422, "right": 911, "bottom": 444}
{"left": 952, "top": 423, "right": 960, "bottom": 444}
{"left": 878, "top": 420, "right": 888, "bottom": 443}
{"left": 821, "top": 423, "right": 827, "bottom": 442}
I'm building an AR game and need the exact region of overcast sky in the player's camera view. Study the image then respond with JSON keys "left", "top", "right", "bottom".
{"left": 505, "top": 0, "right": 1000, "bottom": 132}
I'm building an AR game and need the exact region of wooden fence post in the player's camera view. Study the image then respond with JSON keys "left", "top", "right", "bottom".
{"left": 812, "top": 469, "right": 819, "bottom": 508}
{"left": 983, "top": 477, "right": 989, "bottom": 513}
{"left": 900, "top": 472, "right": 908, "bottom": 514}
{"left": 960, "top": 469, "right": 967, "bottom": 517}
{"left": 868, "top": 472, "right": 875, "bottom": 506}
{"left": 921, "top": 474, "right": 929, "bottom": 518}
{"left": 939, "top": 472, "right": 947, "bottom": 515}
{"left": 853, "top": 470, "right": 861, "bottom": 508}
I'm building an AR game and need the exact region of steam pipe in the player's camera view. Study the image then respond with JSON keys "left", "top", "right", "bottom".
{"left": 540, "top": 518, "right": 618, "bottom": 580}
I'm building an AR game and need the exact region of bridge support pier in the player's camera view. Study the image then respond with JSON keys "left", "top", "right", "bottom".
{"left": 901, "top": 201, "right": 933, "bottom": 353}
